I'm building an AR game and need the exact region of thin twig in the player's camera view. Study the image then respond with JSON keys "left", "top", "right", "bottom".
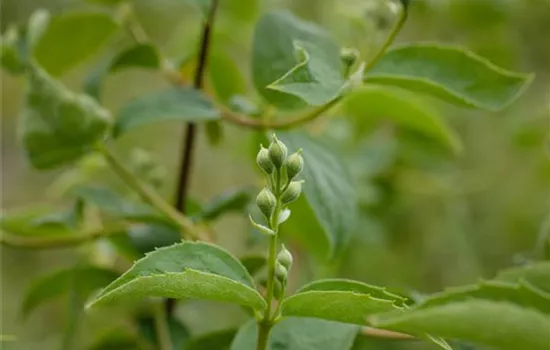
{"left": 153, "top": 302, "right": 173, "bottom": 350}
{"left": 221, "top": 97, "right": 342, "bottom": 130}
{"left": 0, "top": 225, "right": 127, "bottom": 249}
{"left": 361, "top": 326, "right": 415, "bottom": 340}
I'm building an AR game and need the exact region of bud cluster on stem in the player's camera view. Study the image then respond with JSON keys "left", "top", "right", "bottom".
{"left": 251, "top": 134, "right": 302, "bottom": 349}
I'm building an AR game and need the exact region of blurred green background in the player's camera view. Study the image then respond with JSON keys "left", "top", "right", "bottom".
{"left": 1, "top": 0, "right": 549, "bottom": 349}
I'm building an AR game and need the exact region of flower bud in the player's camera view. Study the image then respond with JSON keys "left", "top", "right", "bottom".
{"left": 340, "top": 47, "right": 359, "bottom": 68}
{"left": 256, "top": 145, "right": 274, "bottom": 174}
{"left": 281, "top": 181, "right": 303, "bottom": 205}
{"left": 285, "top": 149, "right": 303, "bottom": 180}
{"left": 256, "top": 188, "right": 276, "bottom": 219}
{"left": 268, "top": 134, "right": 288, "bottom": 169}
{"left": 277, "top": 245, "right": 293, "bottom": 269}
{"left": 275, "top": 262, "right": 288, "bottom": 282}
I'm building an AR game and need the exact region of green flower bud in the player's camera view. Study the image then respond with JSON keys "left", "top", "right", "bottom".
{"left": 340, "top": 47, "right": 359, "bottom": 68}
{"left": 256, "top": 145, "right": 274, "bottom": 174}
{"left": 285, "top": 149, "right": 303, "bottom": 180}
{"left": 275, "top": 262, "right": 288, "bottom": 282}
{"left": 281, "top": 181, "right": 303, "bottom": 205}
{"left": 268, "top": 134, "right": 288, "bottom": 169}
{"left": 277, "top": 244, "right": 293, "bottom": 269}
{"left": 256, "top": 187, "right": 276, "bottom": 219}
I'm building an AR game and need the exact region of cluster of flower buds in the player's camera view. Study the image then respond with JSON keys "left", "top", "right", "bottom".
{"left": 275, "top": 244, "right": 293, "bottom": 284}
{"left": 251, "top": 134, "right": 304, "bottom": 235}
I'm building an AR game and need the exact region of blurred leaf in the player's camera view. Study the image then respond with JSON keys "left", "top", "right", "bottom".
{"left": 279, "top": 132, "right": 358, "bottom": 258}
{"left": 366, "top": 44, "right": 533, "bottom": 111}
{"left": 88, "top": 242, "right": 266, "bottom": 311}
{"left": 72, "top": 185, "right": 168, "bottom": 224}
{"left": 369, "top": 300, "right": 550, "bottom": 350}
{"left": 20, "top": 66, "right": 111, "bottom": 169}
{"left": 205, "top": 120, "right": 224, "bottom": 146}
{"left": 33, "top": 12, "right": 118, "bottom": 76}
{"left": 185, "top": 328, "right": 237, "bottom": 350}
{"left": 252, "top": 11, "right": 341, "bottom": 109}
{"left": 22, "top": 266, "right": 118, "bottom": 318}
{"left": 0, "top": 26, "right": 26, "bottom": 74}
{"left": 109, "top": 223, "right": 181, "bottom": 259}
{"left": 138, "top": 313, "right": 190, "bottom": 350}
{"left": 209, "top": 51, "right": 246, "bottom": 103}
{"left": 418, "top": 280, "right": 550, "bottom": 314}
{"left": 231, "top": 318, "right": 359, "bottom": 350}
{"left": 282, "top": 279, "right": 404, "bottom": 324}
{"left": 1, "top": 206, "right": 76, "bottom": 237}
{"left": 344, "top": 86, "right": 462, "bottom": 153}
{"left": 88, "top": 329, "right": 138, "bottom": 350}
{"left": 267, "top": 40, "right": 344, "bottom": 106}
{"left": 114, "top": 87, "right": 219, "bottom": 137}
{"left": 86, "top": 0, "right": 128, "bottom": 6}
{"left": 85, "top": 43, "right": 161, "bottom": 100}
{"left": 239, "top": 255, "right": 266, "bottom": 276}
{"left": 27, "top": 9, "right": 51, "bottom": 50}
{"left": 494, "top": 262, "right": 550, "bottom": 293}
{"left": 197, "top": 187, "right": 253, "bottom": 222}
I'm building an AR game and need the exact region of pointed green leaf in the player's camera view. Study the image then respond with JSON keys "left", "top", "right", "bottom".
{"left": 344, "top": 86, "right": 462, "bottom": 153}
{"left": 282, "top": 279, "right": 404, "bottom": 324}
{"left": 494, "top": 262, "right": 550, "bottom": 293}
{"left": 185, "top": 328, "right": 237, "bottom": 350}
{"left": 418, "top": 280, "right": 550, "bottom": 314}
{"left": 84, "top": 43, "right": 160, "bottom": 100}
{"left": 20, "top": 67, "right": 111, "bottom": 169}
{"left": 252, "top": 11, "right": 342, "bottom": 109}
{"left": 1, "top": 206, "right": 75, "bottom": 237}
{"left": 72, "top": 185, "right": 168, "bottom": 224}
{"left": 231, "top": 318, "right": 358, "bottom": 350}
{"left": 279, "top": 132, "right": 358, "bottom": 258}
{"left": 366, "top": 44, "right": 533, "bottom": 111}
{"left": 196, "top": 188, "right": 253, "bottom": 222}
{"left": 22, "top": 266, "right": 118, "bottom": 318}
{"left": 114, "top": 87, "right": 219, "bottom": 137}
{"left": 370, "top": 300, "right": 550, "bottom": 350}
{"left": 33, "top": 12, "right": 118, "bottom": 76}
{"left": 267, "top": 40, "right": 344, "bottom": 106}
{"left": 87, "top": 242, "right": 266, "bottom": 311}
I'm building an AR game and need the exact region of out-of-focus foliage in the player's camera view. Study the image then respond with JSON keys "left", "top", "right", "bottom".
{"left": 1, "top": 0, "right": 549, "bottom": 349}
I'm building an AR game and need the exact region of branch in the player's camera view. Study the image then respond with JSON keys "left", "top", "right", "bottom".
{"left": 221, "top": 97, "right": 342, "bottom": 130}
{"left": 98, "top": 145, "right": 201, "bottom": 241}
{"left": 0, "top": 225, "right": 127, "bottom": 249}
{"left": 361, "top": 326, "right": 415, "bottom": 340}
{"left": 364, "top": 4, "right": 408, "bottom": 72}
{"left": 174, "top": 0, "right": 220, "bottom": 212}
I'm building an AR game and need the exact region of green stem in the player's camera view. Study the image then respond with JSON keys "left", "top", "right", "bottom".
{"left": 98, "top": 145, "right": 200, "bottom": 241}
{"left": 0, "top": 224, "right": 127, "bottom": 249}
{"left": 364, "top": 6, "right": 408, "bottom": 72}
{"left": 153, "top": 302, "right": 172, "bottom": 350}
{"left": 256, "top": 321, "right": 272, "bottom": 350}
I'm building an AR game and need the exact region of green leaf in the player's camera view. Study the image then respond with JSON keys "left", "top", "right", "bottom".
{"left": 196, "top": 188, "right": 253, "bottom": 222}
{"left": 418, "top": 280, "right": 550, "bottom": 314}
{"left": 109, "top": 223, "right": 181, "bottom": 259}
{"left": 1, "top": 206, "right": 76, "bottom": 237}
{"left": 185, "top": 328, "right": 237, "bottom": 350}
{"left": 209, "top": 51, "right": 247, "bottom": 103}
{"left": 494, "top": 262, "right": 550, "bottom": 294}
{"left": 84, "top": 43, "right": 161, "bottom": 100}
{"left": 87, "top": 242, "right": 266, "bottom": 311}
{"left": 72, "top": 185, "right": 167, "bottom": 224}
{"left": 138, "top": 313, "right": 190, "bottom": 350}
{"left": 22, "top": 266, "right": 118, "bottom": 318}
{"left": 20, "top": 67, "right": 111, "bottom": 169}
{"left": 369, "top": 300, "right": 550, "bottom": 350}
{"left": 33, "top": 12, "right": 118, "bottom": 76}
{"left": 366, "top": 44, "right": 533, "bottom": 111}
{"left": 231, "top": 318, "right": 359, "bottom": 350}
{"left": 252, "top": 11, "right": 342, "bottom": 109}
{"left": 279, "top": 132, "right": 358, "bottom": 258}
{"left": 281, "top": 279, "right": 404, "bottom": 324}
{"left": 88, "top": 329, "right": 138, "bottom": 350}
{"left": 344, "top": 86, "right": 462, "bottom": 153}
{"left": 114, "top": 87, "right": 220, "bottom": 137}
{"left": 239, "top": 255, "right": 266, "bottom": 276}
{"left": 267, "top": 40, "right": 344, "bottom": 106}
{"left": 1, "top": 26, "right": 26, "bottom": 74}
